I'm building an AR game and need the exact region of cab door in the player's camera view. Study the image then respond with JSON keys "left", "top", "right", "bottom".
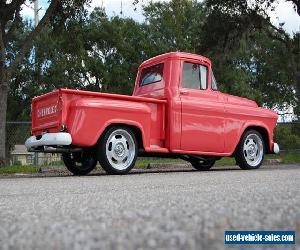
{"left": 180, "top": 61, "right": 225, "bottom": 153}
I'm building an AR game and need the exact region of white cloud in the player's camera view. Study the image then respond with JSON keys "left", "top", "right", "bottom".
{"left": 20, "top": 0, "right": 34, "bottom": 19}
{"left": 20, "top": 0, "right": 47, "bottom": 22}
{"left": 270, "top": 0, "right": 300, "bottom": 34}
{"left": 87, "top": 0, "right": 144, "bottom": 21}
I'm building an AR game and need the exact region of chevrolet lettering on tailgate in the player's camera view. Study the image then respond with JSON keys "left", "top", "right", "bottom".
{"left": 37, "top": 105, "right": 58, "bottom": 118}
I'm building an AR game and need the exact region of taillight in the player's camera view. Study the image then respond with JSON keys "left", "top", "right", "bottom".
{"left": 60, "top": 124, "right": 67, "bottom": 132}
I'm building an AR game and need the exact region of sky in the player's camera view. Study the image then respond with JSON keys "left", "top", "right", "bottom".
{"left": 21, "top": 0, "right": 300, "bottom": 34}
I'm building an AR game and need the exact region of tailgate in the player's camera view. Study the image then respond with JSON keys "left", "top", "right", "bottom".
{"left": 31, "top": 90, "right": 62, "bottom": 135}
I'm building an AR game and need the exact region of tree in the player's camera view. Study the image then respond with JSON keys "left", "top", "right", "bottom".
{"left": 35, "top": 7, "right": 146, "bottom": 94}
{"left": 0, "top": 0, "right": 89, "bottom": 165}
{"left": 205, "top": 0, "right": 300, "bottom": 116}
{"left": 82, "top": 8, "right": 147, "bottom": 94}
{"left": 6, "top": 7, "right": 148, "bottom": 122}
{"left": 143, "top": 0, "right": 204, "bottom": 54}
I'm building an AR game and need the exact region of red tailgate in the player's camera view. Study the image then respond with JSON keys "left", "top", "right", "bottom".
{"left": 31, "top": 89, "right": 62, "bottom": 135}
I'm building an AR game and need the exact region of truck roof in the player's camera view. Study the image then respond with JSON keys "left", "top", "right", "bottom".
{"left": 139, "top": 52, "right": 211, "bottom": 68}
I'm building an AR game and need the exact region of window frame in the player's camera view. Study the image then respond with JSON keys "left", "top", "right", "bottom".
{"left": 181, "top": 61, "right": 208, "bottom": 91}
{"left": 139, "top": 63, "right": 164, "bottom": 87}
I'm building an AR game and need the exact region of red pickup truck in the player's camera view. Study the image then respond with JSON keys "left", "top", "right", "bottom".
{"left": 25, "top": 52, "right": 279, "bottom": 175}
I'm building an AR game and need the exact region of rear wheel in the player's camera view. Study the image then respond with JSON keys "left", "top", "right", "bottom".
{"left": 98, "top": 126, "right": 138, "bottom": 175}
{"left": 190, "top": 159, "right": 215, "bottom": 171}
{"left": 62, "top": 151, "right": 97, "bottom": 175}
{"left": 235, "top": 130, "right": 265, "bottom": 170}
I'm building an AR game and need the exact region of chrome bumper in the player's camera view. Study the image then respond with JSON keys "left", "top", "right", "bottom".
{"left": 273, "top": 142, "right": 280, "bottom": 154}
{"left": 25, "top": 133, "right": 72, "bottom": 151}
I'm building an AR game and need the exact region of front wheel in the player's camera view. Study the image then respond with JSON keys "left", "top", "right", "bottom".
{"left": 62, "top": 151, "right": 97, "bottom": 175}
{"left": 98, "top": 126, "right": 138, "bottom": 175}
{"left": 235, "top": 130, "right": 265, "bottom": 170}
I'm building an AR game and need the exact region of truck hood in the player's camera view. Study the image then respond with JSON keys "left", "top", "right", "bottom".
{"left": 222, "top": 93, "right": 258, "bottom": 107}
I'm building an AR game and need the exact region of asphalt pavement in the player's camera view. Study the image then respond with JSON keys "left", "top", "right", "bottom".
{"left": 0, "top": 164, "right": 299, "bottom": 250}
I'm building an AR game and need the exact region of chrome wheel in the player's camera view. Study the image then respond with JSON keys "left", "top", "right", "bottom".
{"left": 105, "top": 129, "right": 136, "bottom": 171}
{"left": 243, "top": 133, "right": 263, "bottom": 167}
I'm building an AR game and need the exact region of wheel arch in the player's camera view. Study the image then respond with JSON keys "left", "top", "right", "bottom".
{"left": 97, "top": 121, "right": 145, "bottom": 150}
{"left": 234, "top": 125, "right": 271, "bottom": 155}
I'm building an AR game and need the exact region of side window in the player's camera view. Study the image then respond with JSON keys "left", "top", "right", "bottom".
{"left": 182, "top": 62, "right": 207, "bottom": 90}
{"left": 140, "top": 63, "right": 164, "bottom": 86}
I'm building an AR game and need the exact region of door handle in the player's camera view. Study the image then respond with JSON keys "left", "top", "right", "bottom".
{"left": 180, "top": 90, "right": 189, "bottom": 95}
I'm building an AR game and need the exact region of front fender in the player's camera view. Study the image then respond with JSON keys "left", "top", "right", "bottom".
{"left": 235, "top": 121, "right": 273, "bottom": 154}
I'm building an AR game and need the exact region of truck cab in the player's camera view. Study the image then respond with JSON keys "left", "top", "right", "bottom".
{"left": 25, "top": 52, "right": 279, "bottom": 175}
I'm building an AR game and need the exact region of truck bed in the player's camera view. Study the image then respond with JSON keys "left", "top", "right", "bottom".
{"left": 31, "top": 88, "right": 167, "bottom": 151}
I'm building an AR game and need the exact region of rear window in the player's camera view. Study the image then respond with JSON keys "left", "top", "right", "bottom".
{"left": 139, "top": 63, "right": 164, "bottom": 86}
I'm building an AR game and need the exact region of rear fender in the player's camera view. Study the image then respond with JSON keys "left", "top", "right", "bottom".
{"left": 67, "top": 98, "right": 151, "bottom": 148}
{"left": 95, "top": 119, "right": 147, "bottom": 149}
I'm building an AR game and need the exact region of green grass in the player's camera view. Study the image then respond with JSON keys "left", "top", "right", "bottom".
{"left": 279, "top": 151, "right": 300, "bottom": 164}
{"left": 0, "top": 165, "right": 39, "bottom": 174}
{"left": 135, "top": 158, "right": 186, "bottom": 169}
{"left": 215, "top": 157, "right": 236, "bottom": 166}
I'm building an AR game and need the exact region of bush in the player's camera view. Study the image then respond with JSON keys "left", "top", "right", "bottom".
{"left": 274, "top": 124, "right": 300, "bottom": 150}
